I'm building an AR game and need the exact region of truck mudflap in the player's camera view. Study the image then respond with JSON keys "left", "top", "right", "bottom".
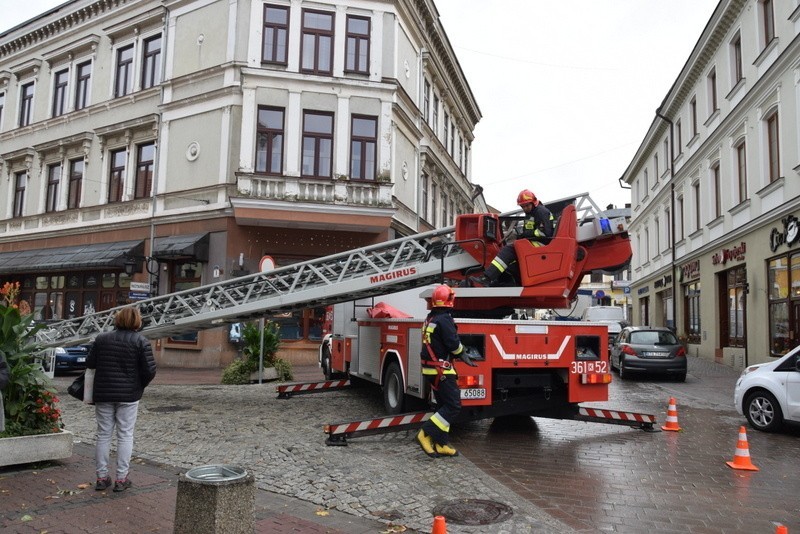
{"left": 324, "top": 411, "right": 432, "bottom": 446}
{"left": 276, "top": 379, "right": 351, "bottom": 399}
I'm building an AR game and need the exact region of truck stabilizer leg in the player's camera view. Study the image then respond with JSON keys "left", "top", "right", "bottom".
{"left": 323, "top": 411, "right": 433, "bottom": 446}
{"left": 575, "top": 406, "right": 660, "bottom": 432}
{"left": 276, "top": 379, "right": 351, "bottom": 399}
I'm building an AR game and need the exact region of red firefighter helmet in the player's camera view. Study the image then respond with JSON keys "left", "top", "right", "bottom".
{"left": 430, "top": 284, "right": 455, "bottom": 308}
{"left": 517, "top": 189, "right": 537, "bottom": 206}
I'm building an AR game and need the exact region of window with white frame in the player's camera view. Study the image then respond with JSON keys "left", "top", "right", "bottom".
{"left": 108, "top": 148, "right": 126, "bottom": 203}
{"left": 134, "top": 142, "right": 155, "bottom": 199}
{"left": 736, "top": 140, "right": 747, "bottom": 203}
{"left": 677, "top": 195, "right": 684, "bottom": 240}
{"left": 301, "top": 9, "right": 334, "bottom": 75}
{"left": 432, "top": 94, "right": 439, "bottom": 137}
{"left": 421, "top": 173, "right": 428, "bottom": 222}
{"left": 114, "top": 44, "right": 134, "bottom": 97}
{"left": 424, "top": 79, "right": 430, "bottom": 124}
{"left": 141, "top": 35, "right": 162, "bottom": 89}
{"left": 731, "top": 32, "right": 743, "bottom": 85}
{"left": 675, "top": 119, "right": 682, "bottom": 153}
{"left": 664, "top": 208, "right": 671, "bottom": 248}
{"left": 262, "top": 4, "right": 289, "bottom": 64}
{"left": 256, "top": 106, "right": 284, "bottom": 175}
{"left": 74, "top": 61, "right": 91, "bottom": 110}
{"left": 46, "top": 163, "right": 61, "bottom": 213}
{"left": 711, "top": 161, "right": 721, "bottom": 219}
{"left": 350, "top": 115, "right": 377, "bottom": 180}
{"left": 653, "top": 154, "right": 659, "bottom": 183}
{"left": 19, "top": 82, "right": 34, "bottom": 127}
{"left": 692, "top": 181, "right": 700, "bottom": 231}
{"left": 663, "top": 139, "right": 669, "bottom": 172}
{"left": 52, "top": 69, "right": 68, "bottom": 117}
{"left": 301, "top": 111, "right": 333, "bottom": 178}
{"left": 0, "top": 91, "right": 4, "bottom": 129}
{"left": 13, "top": 171, "right": 27, "bottom": 217}
{"left": 690, "top": 96, "right": 698, "bottom": 137}
{"left": 707, "top": 67, "right": 718, "bottom": 114}
{"left": 345, "top": 15, "right": 369, "bottom": 74}
{"left": 443, "top": 113, "right": 449, "bottom": 149}
{"left": 760, "top": 0, "right": 775, "bottom": 49}
{"left": 431, "top": 182, "right": 437, "bottom": 226}
{"left": 654, "top": 218, "right": 660, "bottom": 253}
{"left": 67, "top": 158, "right": 83, "bottom": 209}
{"left": 766, "top": 110, "right": 780, "bottom": 182}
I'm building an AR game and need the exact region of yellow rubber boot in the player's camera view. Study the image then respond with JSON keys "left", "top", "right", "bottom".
{"left": 435, "top": 443, "right": 459, "bottom": 457}
{"left": 416, "top": 430, "right": 438, "bottom": 457}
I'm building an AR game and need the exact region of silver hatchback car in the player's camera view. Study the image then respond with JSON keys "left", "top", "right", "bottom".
{"left": 610, "top": 326, "right": 687, "bottom": 381}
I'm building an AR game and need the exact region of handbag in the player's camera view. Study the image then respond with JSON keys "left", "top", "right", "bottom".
{"left": 68, "top": 372, "right": 85, "bottom": 400}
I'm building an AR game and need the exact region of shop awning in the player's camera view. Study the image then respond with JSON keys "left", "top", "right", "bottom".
{"left": 152, "top": 233, "right": 209, "bottom": 261}
{"left": 0, "top": 240, "right": 144, "bottom": 274}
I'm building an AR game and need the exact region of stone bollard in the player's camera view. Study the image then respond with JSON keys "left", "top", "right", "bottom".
{"left": 174, "top": 465, "right": 255, "bottom": 534}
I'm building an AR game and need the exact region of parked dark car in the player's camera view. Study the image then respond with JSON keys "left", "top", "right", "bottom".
{"left": 53, "top": 344, "right": 91, "bottom": 375}
{"left": 610, "top": 326, "right": 687, "bottom": 381}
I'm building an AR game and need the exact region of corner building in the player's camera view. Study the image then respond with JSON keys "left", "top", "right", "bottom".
{"left": 0, "top": 0, "right": 482, "bottom": 367}
{"left": 623, "top": 0, "right": 800, "bottom": 369}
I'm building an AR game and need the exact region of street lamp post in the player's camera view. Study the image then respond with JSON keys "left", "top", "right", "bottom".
{"left": 124, "top": 255, "right": 160, "bottom": 296}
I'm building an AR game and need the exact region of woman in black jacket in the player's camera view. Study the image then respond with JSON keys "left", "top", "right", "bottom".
{"left": 87, "top": 306, "right": 156, "bottom": 492}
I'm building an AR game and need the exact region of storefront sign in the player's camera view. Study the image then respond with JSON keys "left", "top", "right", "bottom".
{"left": 712, "top": 241, "right": 746, "bottom": 266}
{"left": 769, "top": 214, "right": 800, "bottom": 252}
{"left": 654, "top": 275, "right": 672, "bottom": 289}
{"left": 680, "top": 260, "right": 700, "bottom": 281}
{"left": 637, "top": 286, "right": 649, "bottom": 295}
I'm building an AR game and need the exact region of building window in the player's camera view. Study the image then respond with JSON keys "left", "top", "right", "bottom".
{"left": 19, "top": 82, "right": 34, "bottom": 127}
{"left": 767, "top": 111, "right": 780, "bottom": 182}
{"left": 675, "top": 119, "right": 682, "bottom": 153}
{"left": 141, "top": 35, "right": 162, "bottom": 89}
{"left": 441, "top": 192, "right": 448, "bottom": 226}
{"left": 707, "top": 68, "right": 718, "bottom": 114}
{"left": 450, "top": 123, "right": 455, "bottom": 155}
{"left": 350, "top": 115, "right": 377, "bottom": 180}
{"left": 762, "top": 0, "right": 775, "bottom": 47}
{"left": 301, "top": 111, "right": 333, "bottom": 178}
{"left": 731, "top": 33, "right": 743, "bottom": 84}
{"left": 693, "top": 181, "right": 700, "bottom": 231}
{"left": 663, "top": 139, "right": 669, "bottom": 172}
{"left": 256, "top": 106, "right": 284, "bottom": 174}
{"left": 423, "top": 79, "right": 430, "bottom": 124}
{"left": 665, "top": 208, "right": 671, "bottom": 246}
{"left": 115, "top": 44, "right": 134, "bottom": 97}
{"left": 46, "top": 163, "right": 61, "bottom": 213}
{"left": 74, "top": 61, "right": 91, "bottom": 110}
{"left": 443, "top": 113, "right": 449, "bottom": 149}
{"left": 135, "top": 142, "right": 155, "bottom": 199}
{"left": 677, "top": 195, "right": 684, "bottom": 240}
{"left": 301, "top": 9, "right": 334, "bottom": 75}
{"left": 0, "top": 91, "right": 4, "bottom": 127}
{"left": 690, "top": 96, "right": 698, "bottom": 137}
{"left": 262, "top": 4, "right": 289, "bottom": 64}
{"left": 168, "top": 263, "right": 202, "bottom": 345}
{"left": 345, "top": 15, "right": 370, "bottom": 73}
{"left": 719, "top": 266, "right": 746, "bottom": 348}
{"left": 68, "top": 159, "right": 83, "bottom": 209}
{"left": 431, "top": 182, "right": 437, "bottom": 226}
{"left": 108, "top": 148, "right": 126, "bottom": 203}
{"left": 711, "top": 162, "right": 721, "bottom": 219}
{"left": 52, "top": 69, "right": 68, "bottom": 117}
{"left": 653, "top": 154, "right": 659, "bottom": 182}
{"left": 13, "top": 171, "right": 26, "bottom": 217}
{"left": 432, "top": 94, "right": 439, "bottom": 136}
{"left": 654, "top": 218, "right": 660, "bottom": 252}
{"left": 268, "top": 307, "right": 325, "bottom": 342}
{"left": 684, "top": 281, "right": 701, "bottom": 344}
{"left": 768, "top": 254, "right": 800, "bottom": 356}
{"left": 736, "top": 141, "right": 747, "bottom": 203}
{"left": 639, "top": 296, "right": 649, "bottom": 327}
{"left": 421, "top": 172, "right": 428, "bottom": 222}
{"left": 643, "top": 169, "right": 648, "bottom": 192}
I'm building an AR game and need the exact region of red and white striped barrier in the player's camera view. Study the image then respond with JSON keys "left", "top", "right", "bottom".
{"left": 276, "top": 379, "right": 350, "bottom": 398}
{"left": 324, "top": 411, "right": 432, "bottom": 445}
{"left": 576, "top": 406, "right": 657, "bottom": 430}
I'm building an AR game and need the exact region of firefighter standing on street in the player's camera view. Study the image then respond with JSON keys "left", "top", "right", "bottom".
{"left": 416, "top": 284, "right": 477, "bottom": 458}
{"left": 473, "top": 189, "right": 555, "bottom": 286}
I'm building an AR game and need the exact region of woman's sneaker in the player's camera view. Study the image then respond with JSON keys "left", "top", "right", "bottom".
{"left": 95, "top": 477, "right": 112, "bottom": 491}
{"left": 113, "top": 478, "right": 132, "bottom": 492}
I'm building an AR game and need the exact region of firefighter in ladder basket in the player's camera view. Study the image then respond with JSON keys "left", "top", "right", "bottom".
{"left": 416, "top": 284, "right": 477, "bottom": 458}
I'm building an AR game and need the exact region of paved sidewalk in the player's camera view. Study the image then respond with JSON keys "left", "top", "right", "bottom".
{"left": 0, "top": 365, "right": 415, "bottom": 534}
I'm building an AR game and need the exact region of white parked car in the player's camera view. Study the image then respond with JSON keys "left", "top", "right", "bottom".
{"left": 580, "top": 306, "right": 626, "bottom": 345}
{"left": 733, "top": 347, "right": 800, "bottom": 432}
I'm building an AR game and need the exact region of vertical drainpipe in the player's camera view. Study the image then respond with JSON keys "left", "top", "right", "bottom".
{"left": 417, "top": 48, "right": 427, "bottom": 233}
{"left": 654, "top": 107, "right": 677, "bottom": 333}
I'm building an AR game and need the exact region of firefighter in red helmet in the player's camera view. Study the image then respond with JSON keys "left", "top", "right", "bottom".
{"left": 416, "top": 284, "right": 477, "bottom": 458}
{"left": 471, "top": 189, "right": 555, "bottom": 286}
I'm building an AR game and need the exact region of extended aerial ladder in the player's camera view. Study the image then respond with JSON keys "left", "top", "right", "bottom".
{"left": 37, "top": 192, "right": 627, "bottom": 348}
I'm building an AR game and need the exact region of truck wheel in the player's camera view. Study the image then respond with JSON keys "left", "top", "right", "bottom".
{"left": 321, "top": 345, "right": 334, "bottom": 380}
{"left": 744, "top": 390, "right": 783, "bottom": 432}
{"left": 383, "top": 361, "right": 405, "bottom": 415}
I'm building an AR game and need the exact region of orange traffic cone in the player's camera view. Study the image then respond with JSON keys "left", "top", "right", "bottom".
{"left": 661, "top": 397, "right": 682, "bottom": 431}
{"left": 775, "top": 525, "right": 788, "bottom": 534}
{"left": 725, "top": 426, "right": 759, "bottom": 471}
{"left": 432, "top": 515, "right": 447, "bottom": 534}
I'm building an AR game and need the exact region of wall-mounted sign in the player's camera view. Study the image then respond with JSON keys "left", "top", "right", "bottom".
{"left": 680, "top": 260, "right": 700, "bottom": 282}
{"left": 770, "top": 215, "right": 800, "bottom": 252}
{"left": 637, "top": 286, "right": 650, "bottom": 295}
{"left": 654, "top": 274, "right": 673, "bottom": 289}
{"left": 712, "top": 241, "right": 746, "bottom": 266}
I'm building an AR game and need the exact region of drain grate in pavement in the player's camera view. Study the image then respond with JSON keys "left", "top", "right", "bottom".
{"left": 149, "top": 405, "right": 192, "bottom": 413}
{"left": 432, "top": 498, "right": 513, "bottom": 525}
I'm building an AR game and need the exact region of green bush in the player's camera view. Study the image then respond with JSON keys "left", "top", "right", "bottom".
{"left": 221, "top": 320, "right": 292, "bottom": 384}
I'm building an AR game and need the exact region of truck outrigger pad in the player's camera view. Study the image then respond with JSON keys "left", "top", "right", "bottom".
{"left": 324, "top": 411, "right": 432, "bottom": 446}
{"left": 276, "top": 379, "right": 351, "bottom": 399}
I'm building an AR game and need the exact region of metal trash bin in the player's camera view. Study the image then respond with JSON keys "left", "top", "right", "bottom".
{"left": 174, "top": 465, "right": 255, "bottom": 534}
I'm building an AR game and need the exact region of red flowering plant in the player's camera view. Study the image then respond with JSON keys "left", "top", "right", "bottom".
{"left": 1, "top": 282, "right": 64, "bottom": 437}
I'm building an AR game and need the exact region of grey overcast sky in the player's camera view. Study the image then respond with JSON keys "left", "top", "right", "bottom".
{"left": 2, "top": 0, "right": 720, "bottom": 212}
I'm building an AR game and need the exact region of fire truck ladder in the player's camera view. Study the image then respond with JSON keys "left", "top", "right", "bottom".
{"left": 36, "top": 222, "right": 481, "bottom": 347}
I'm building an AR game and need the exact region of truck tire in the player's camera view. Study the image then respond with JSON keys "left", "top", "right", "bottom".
{"left": 744, "top": 389, "right": 783, "bottom": 432}
{"left": 383, "top": 361, "right": 405, "bottom": 415}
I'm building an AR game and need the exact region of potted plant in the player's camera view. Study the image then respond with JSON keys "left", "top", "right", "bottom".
{"left": 0, "top": 282, "right": 73, "bottom": 467}
{"left": 221, "top": 320, "right": 292, "bottom": 384}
